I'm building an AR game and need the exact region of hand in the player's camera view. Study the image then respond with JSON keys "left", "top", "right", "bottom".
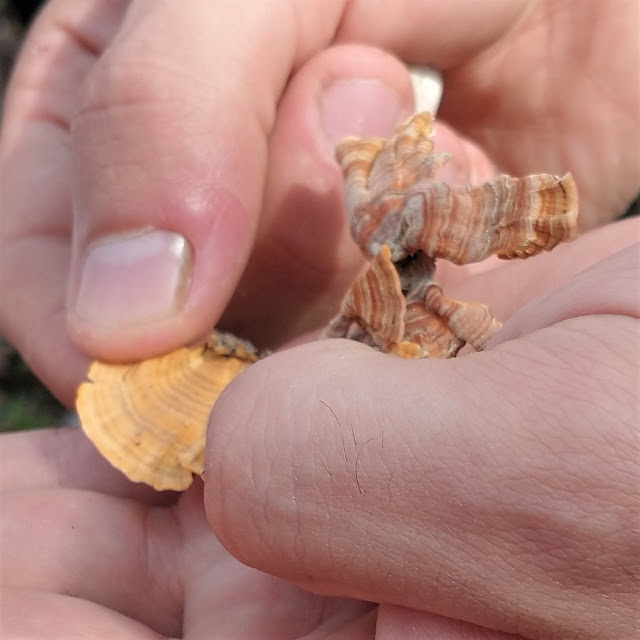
{"left": 1, "top": 0, "right": 638, "bottom": 405}
{"left": 1, "top": 1, "right": 638, "bottom": 638}
{"left": 206, "top": 222, "right": 639, "bottom": 640}
{"left": 4, "top": 227, "right": 635, "bottom": 640}
{"left": 0, "top": 427, "right": 523, "bottom": 639}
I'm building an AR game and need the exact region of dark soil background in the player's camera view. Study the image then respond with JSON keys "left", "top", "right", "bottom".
{"left": 1, "top": 0, "right": 68, "bottom": 431}
{"left": 0, "top": 0, "right": 637, "bottom": 432}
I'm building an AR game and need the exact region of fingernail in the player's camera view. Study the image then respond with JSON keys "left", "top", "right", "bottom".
{"left": 320, "top": 78, "right": 405, "bottom": 148}
{"left": 73, "top": 229, "right": 192, "bottom": 329}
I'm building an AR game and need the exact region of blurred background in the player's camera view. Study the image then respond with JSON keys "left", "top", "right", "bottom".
{"left": 1, "top": 0, "right": 68, "bottom": 431}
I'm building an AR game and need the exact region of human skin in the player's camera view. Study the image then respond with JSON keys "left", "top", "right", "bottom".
{"left": 1, "top": 226, "right": 638, "bottom": 639}
{"left": 0, "top": 0, "right": 639, "bottom": 638}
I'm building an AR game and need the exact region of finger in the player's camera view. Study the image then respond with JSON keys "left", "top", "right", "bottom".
{"left": 65, "top": 0, "right": 339, "bottom": 361}
{"left": 0, "top": 0, "right": 129, "bottom": 404}
{"left": 1, "top": 477, "right": 374, "bottom": 640}
{"left": 438, "top": 0, "right": 640, "bottom": 229}
{"left": 177, "top": 484, "right": 375, "bottom": 640}
{"left": 205, "top": 251, "right": 639, "bottom": 638}
{"left": 490, "top": 239, "right": 640, "bottom": 345}
{"left": 1, "top": 589, "right": 167, "bottom": 640}
{"left": 219, "top": 44, "right": 416, "bottom": 345}
{"left": 376, "top": 604, "right": 526, "bottom": 640}
{"left": 0, "top": 427, "right": 177, "bottom": 504}
{"left": 220, "top": 45, "right": 500, "bottom": 346}
{"left": 333, "top": 0, "right": 529, "bottom": 67}
{"left": 337, "top": 0, "right": 638, "bottom": 229}
{"left": 1, "top": 487, "right": 184, "bottom": 635}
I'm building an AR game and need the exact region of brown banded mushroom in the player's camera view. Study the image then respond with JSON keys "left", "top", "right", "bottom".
{"left": 76, "top": 332, "right": 261, "bottom": 491}
{"left": 324, "top": 112, "right": 579, "bottom": 357}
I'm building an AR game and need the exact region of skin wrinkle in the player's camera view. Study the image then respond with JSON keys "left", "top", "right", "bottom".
{"left": 3, "top": 4, "right": 117, "bottom": 139}
{"left": 502, "top": 320, "right": 638, "bottom": 427}
{"left": 203, "top": 392, "right": 245, "bottom": 545}
{"left": 566, "top": 317, "right": 640, "bottom": 408}
{"left": 496, "top": 472, "right": 637, "bottom": 577}
{"left": 12, "top": 89, "right": 71, "bottom": 131}
{"left": 144, "top": 506, "right": 184, "bottom": 635}
{"left": 306, "top": 401, "right": 506, "bottom": 609}
{"left": 258, "top": 384, "right": 328, "bottom": 571}
{"left": 2, "top": 489, "right": 179, "bottom": 634}
{"left": 209, "top": 306, "right": 636, "bottom": 636}
{"left": 118, "top": 499, "right": 180, "bottom": 633}
{"left": 302, "top": 383, "right": 427, "bottom": 590}
{"left": 464, "top": 342, "right": 637, "bottom": 610}
{"left": 488, "top": 322, "right": 636, "bottom": 464}
{"left": 274, "top": 382, "right": 311, "bottom": 569}
{"left": 75, "top": 54, "right": 229, "bottom": 120}
{"left": 54, "top": 15, "right": 103, "bottom": 58}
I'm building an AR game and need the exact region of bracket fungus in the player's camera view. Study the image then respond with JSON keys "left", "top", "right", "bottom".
{"left": 76, "top": 112, "right": 579, "bottom": 490}
{"left": 76, "top": 332, "right": 262, "bottom": 490}
{"left": 323, "top": 112, "right": 579, "bottom": 357}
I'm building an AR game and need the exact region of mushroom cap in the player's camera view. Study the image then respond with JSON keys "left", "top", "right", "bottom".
{"left": 77, "top": 337, "right": 256, "bottom": 491}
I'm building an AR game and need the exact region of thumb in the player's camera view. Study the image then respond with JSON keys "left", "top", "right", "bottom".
{"left": 66, "top": 2, "right": 272, "bottom": 360}
{"left": 204, "top": 248, "right": 638, "bottom": 638}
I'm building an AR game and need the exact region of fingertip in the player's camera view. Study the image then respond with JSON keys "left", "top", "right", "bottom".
{"left": 64, "top": 2, "right": 279, "bottom": 362}
{"left": 203, "top": 339, "right": 377, "bottom": 566}
{"left": 220, "top": 44, "right": 417, "bottom": 344}
{"left": 70, "top": 229, "right": 194, "bottom": 338}
{"left": 67, "top": 185, "right": 254, "bottom": 362}
{"left": 312, "top": 44, "right": 416, "bottom": 155}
